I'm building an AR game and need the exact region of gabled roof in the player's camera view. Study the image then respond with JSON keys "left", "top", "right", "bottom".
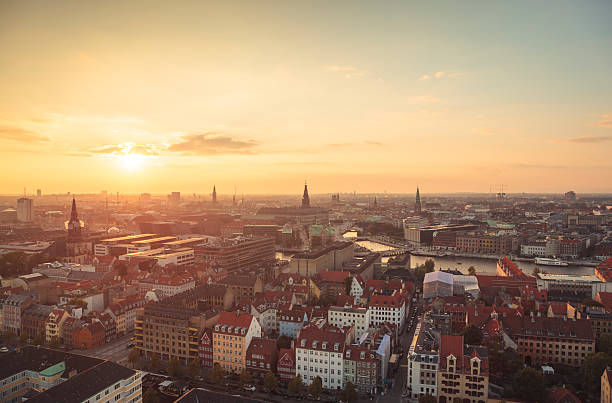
{"left": 548, "top": 386, "right": 581, "bottom": 403}
{"left": 315, "top": 270, "right": 350, "bottom": 284}
{"left": 214, "top": 312, "right": 255, "bottom": 334}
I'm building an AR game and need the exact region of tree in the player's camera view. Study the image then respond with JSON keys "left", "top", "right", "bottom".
{"left": 344, "top": 276, "right": 353, "bottom": 296}
{"left": 339, "top": 381, "right": 358, "bottom": 402}
{"left": 33, "top": 334, "right": 45, "bottom": 346}
{"left": 424, "top": 259, "right": 435, "bottom": 272}
{"left": 418, "top": 394, "right": 436, "bottom": 403}
{"left": 263, "top": 371, "right": 278, "bottom": 393}
{"left": 467, "top": 266, "right": 476, "bottom": 276}
{"left": 240, "top": 369, "right": 253, "bottom": 385}
{"left": 143, "top": 388, "right": 160, "bottom": 403}
{"left": 188, "top": 359, "right": 200, "bottom": 378}
{"left": 208, "top": 363, "right": 224, "bottom": 384}
{"left": 308, "top": 376, "right": 323, "bottom": 399}
{"left": 19, "top": 333, "right": 28, "bottom": 345}
{"left": 461, "top": 324, "right": 484, "bottom": 345}
{"left": 599, "top": 334, "right": 612, "bottom": 355}
{"left": 512, "top": 367, "right": 546, "bottom": 402}
{"left": 67, "top": 298, "right": 88, "bottom": 310}
{"left": 128, "top": 348, "right": 140, "bottom": 368}
{"left": 167, "top": 357, "right": 182, "bottom": 377}
{"left": 582, "top": 352, "right": 612, "bottom": 396}
{"left": 149, "top": 353, "right": 161, "bottom": 372}
{"left": 288, "top": 374, "right": 304, "bottom": 395}
{"left": 278, "top": 334, "right": 292, "bottom": 349}
{"left": 414, "top": 260, "right": 435, "bottom": 286}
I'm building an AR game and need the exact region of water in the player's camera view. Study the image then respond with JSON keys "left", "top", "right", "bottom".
{"left": 343, "top": 231, "right": 358, "bottom": 238}
{"left": 355, "top": 240, "right": 396, "bottom": 252}
{"left": 409, "top": 254, "right": 595, "bottom": 276}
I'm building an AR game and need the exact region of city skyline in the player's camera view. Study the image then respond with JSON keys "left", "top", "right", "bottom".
{"left": 2, "top": 0, "right": 612, "bottom": 194}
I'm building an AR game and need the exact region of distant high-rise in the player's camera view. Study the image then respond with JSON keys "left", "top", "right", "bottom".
{"left": 67, "top": 198, "right": 82, "bottom": 241}
{"left": 17, "top": 198, "right": 33, "bottom": 222}
{"left": 302, "top": 181, "right": 310, "bottom": 208}
{"left": 168, "top": 191, "right": 180, "bottom": 206}
{"left": 415, "top": 187, "right": 422, "bottom": 214}
{"left": 212, "top": 185, "right": 217, "bottom": 204}
{"left": 36, "top": 189, "right": 41, "bottom": 197}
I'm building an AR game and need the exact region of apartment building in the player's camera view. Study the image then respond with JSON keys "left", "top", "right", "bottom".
{"left": 194, "top": 236, "right": 275, "bottom": 273}
{"left": 212, "top": 312, "right": 262, "bottom": 374}
{"left": 408, "top": 320, "right": 439, "bottom": 399}
{"left": 368, "top": 290, "right": 407, "bottom": 331}
{"left": 437, "top": 335, "right": 489, "bottom": 403}
{"left": 343, "top": 345, "right": 378, "bottom": 394}
{"left": 137, "top": 273, "right": 195, "bottom": 298}
{"left": 328, "top": 305, "right": 370, "bottom": 339}
{"left": 245, "top": 337, "right": 278, "bottom": 379}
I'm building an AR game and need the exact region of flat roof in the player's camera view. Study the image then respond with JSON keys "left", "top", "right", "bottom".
{"left": 122, "top": 247, "right": 193, "bottom": 258}
{"left": 163, "top": 237, "right": 207, "bottom": 246}
{"left": 538, "top": 273, "right": 601, "bottom": 282}
{"left": 100, "top": 234, "right": 156, "bottom": 243}
{"left": 131, "top": 236, "right": 177, "bottom": 244}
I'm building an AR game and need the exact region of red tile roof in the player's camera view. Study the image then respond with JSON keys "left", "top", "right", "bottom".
{"left": 315, "top": 270, "right": 350, "bottom": 283}
{"left": 548, "top": 386, "right": 581, "bottom": 403}
{"left": 597, "top": 292, "right": 612, "bottom": 311}
{"left": 214, "top": 311, "right": 256, "bottom": 334}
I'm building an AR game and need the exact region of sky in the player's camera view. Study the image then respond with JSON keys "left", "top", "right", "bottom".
{"left": 1, "top": 0, "right": 611, "bottom": 195}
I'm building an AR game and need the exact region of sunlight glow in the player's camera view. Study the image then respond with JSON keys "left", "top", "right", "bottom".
{"left": 119, "top": 153, "right": 147, "bottom": 172}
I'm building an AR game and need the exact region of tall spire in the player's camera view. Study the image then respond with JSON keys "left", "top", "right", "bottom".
{"left": 301, "top": 181, "right": 310, "bottom": 208}
{"left": 67, "top": 198, "right": 82, "bottom": 240}
{"left": 415, "top": 187, "right": 422, "bottom": 214}
{"left": 212, "top": 185, "right": 217, "bottom": 204}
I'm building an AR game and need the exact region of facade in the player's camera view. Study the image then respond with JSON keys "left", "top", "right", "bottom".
{"left": 603, "top": 368, "right": 612, "bottom": 403}
{"left": 312, "top": 270, "right": 351, "bottom": 300}
{"left": 45, "top": 309, "right": 69, "bottom": 343}
{"left": 407, "top": 320, "right": 439, "bottom": 399}
{"left": 137, "top": 273, "right": 196, "bottom": 298}
{"left": 219, "top": 275, "right": 264, "bottom": 301}
{"left": 212, "top": 312, "right": 262, "bottom": 374}
{"left": 328, "top": 306, "right": 370, "bottom": 339}
{"left": 199, "top": 329, "right": 213, "bottom": 369}
{"left": 278, "top": 308, "right": 309, "bottom": 339}
{"left": 277, "top": 348, "right": 296, "bottom": 383}
{"left": 73, "top": 322, "right": 106, "bottom": 349}
{"left": 2, "top": 294, "right": 33, "bottom": 335}
{"left": 423, "top": 271, "right": 454, "bottom": 299}
{"left": 16, "top": 197, "right": 33, "bottom": 222}
{"left": 456, "top": 233, "right": 513, "bottom": 254}
{"left": 437, "top": 335, "right": 489, "bottom": 403}
{"left": 245, "top": 337, "right": 278, "bottom": 379}
{"left": 368, "top": 290, "right": 407, "bottom": 331}
{"left": 288, "top": 242, "right": 354, "bottom": 276}
{"left": 21, "top": 304, "right": 53, "bottom": 339}
{"left": 193, "top": 236, "right": 275, "bottom": 273}
{"left": 343, "top": 345, "right": 378, "bottom": 394}
{"left": 295, "top": 324, "right": 349, "bottom": 390}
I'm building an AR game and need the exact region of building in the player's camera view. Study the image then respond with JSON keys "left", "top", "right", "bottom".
{"left": 603, "top": 367, "right": 612, "bottom": 403}
{"left": 502, "top": 315, "right": 594, "bottom": 367}
{"left": 2, "top": 294, "right": 33, "bottom": 335}
{"left": 437, "top": 335, "right": 489, "bottom": 403}
{"left": 0, "top": 346, "right": 141, "bottom": 403}
{"left": 94, "top": 234, "right": 157, "bottom": 256}
{"left": 245, "top": 337, "right": 278, "bottom": 379}
{"left": 73, "top": 321, "right": 106, "bottom": 349}
{"left": 288, "top": 242, "right": 355, "bottom": 276}
{"left": 219, "top": 275, "right": 264, "bottom": 301}
{"left": 21, "top": 304, "right": 54, "bottom": 339}
{"left": 312, "top": 270, "right": 351, "bottom": 300}
{"left": 121, "top": 247, "right": 195, "bottom": 268}
{"left": 193, "top": 236, "right": 275, "bottom": 274}
{"left": 199, "top": 329, "right": 213, "bottom": 369}
{"left": 423, "top": 271, "right": 454, "bottom": 299}
{"left": 45, "top": 309, "right": 69, "bottom": 343}
{"left": 137, "top": 273, "right": 196, "bottom": 297}
{"left": 212, "top": 312, "right": 262, "bottom": 374}
{"left": 537, "top": 273, "right": 612, "bottom": 300}
{"left": 16, "top": 197, "right": 33, "bottom": 222}
{"left": 343, "top": 345, "right": 378, "bottom": 394}
{"left": 407, "top": 319, "right": 439, "bottom": 399}
{"left": 278, "top": 308, "right": 309, "bottom": 339}
{"left": 295, "top": 324, "right": 349, "bottom": 390}
{"left": 404, "top": 224, "right": 480, "bottom": 246}
{"left": 328, "top": 305, "right": 370, "bottom": 339}
{"left": 277, "top": 348, "right": 296, "bottom": 383}
{"left": 456, "top": 232, "right": 513, "bottom": 254}
{"left": 368, "top": 290, "right": 408, "bottom": 331}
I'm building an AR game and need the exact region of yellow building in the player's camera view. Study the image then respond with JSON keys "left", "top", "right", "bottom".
{"left": 603, "top": 367, "right": 612, "bottom": 403}
{"left": 212, "top": 312, "right": 262, "bottom": 374}
{"left": 45, "top": 309, "right": 69, "bottom": 343}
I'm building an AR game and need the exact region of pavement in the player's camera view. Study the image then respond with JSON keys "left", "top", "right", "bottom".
{"left": 73, "top": 333, "right": 133, "bottom": 364}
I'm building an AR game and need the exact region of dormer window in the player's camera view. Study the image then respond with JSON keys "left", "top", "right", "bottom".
{"left": 215, "top": 325, "right": 220, "bottom": 331}
{"left": 447, "top": 355, "right": 456, "bottom": 373}
{"left": 322, "top": 342, "right": 327, "bottom": 349}
{"left": 334, "top": 343, "right": 339, "bottom": 351}
{"left": 301, "top": 339, "right": 306, "bottom": 347}
{"left": 313, "top": 340, "right": 318, "bottom": 348}
{"left": 360, "top": 351, "right": 365, "bottom": 359}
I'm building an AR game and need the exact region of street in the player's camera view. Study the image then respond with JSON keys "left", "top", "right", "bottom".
{"left": 73, "top": 333, "right": 133, "bottom": 365}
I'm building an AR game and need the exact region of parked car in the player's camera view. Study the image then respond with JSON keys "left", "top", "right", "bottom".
{"left": 0, "top": 347, "right": 9, "bottom": 353}
{"left": 244, "top": 385, "right": 256, "bottom": 392}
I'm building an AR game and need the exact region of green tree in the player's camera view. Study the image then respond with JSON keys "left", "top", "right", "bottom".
{"left": 263, "top": 371, "right": 278, "bottom": 393}
{"left": 467, "top": 266, "right": 476, "bottom": 276}
{"left": 339, "top": 381, "right": 358, "bottom": 402}
{"left": 149, "top": 353, "right": 161, "bottom": 372}
{"left": 513, "top": 367, "right": 546, "bottom": 402}
{"left": 167, "top": 357, "right": 182, "bottom": 377}
{"left": 240, "top": 369, "right": 253, "bottom": 385}
{"left": 128, "top": 348, "right": 140, "bottom": 368}
{"left": 208, "top": 363, "right": 224, "bottom": 384}
{"left": 414, "top": 260, "right": 435, "bottom": 286}
{"left": 188, "top": 359, "right": 200, "bottom": 378}
{"left": 461, "top": 324, "right": 484, "bottom": 345}
{"left": 143, "top": 388, "right": 160, "bottom": 403}
{"left": 288, "top": 374, "right": 304, "bottom": 395}
{"left": 308, "top": 376, "right": 323, "bottom": 399}
{"left": 599, "top": 334, "right": 612, "bottom": 355}
{"left": 278, "top": 334, "right": 292, "bottom": 349}
{"left": 582, "top": 352, "right": 612, "bottom": 396}
{"left": 19, "top": 333, "right": 28, "bottom": 345}
{"left": 67, "top": 298, "right": 88, "bottom": 310}
{"left": 418, "top": 394, "right": 436, "bottom": 403}
{"left": 424, "top": 259, "right": 435, "bottom": 272}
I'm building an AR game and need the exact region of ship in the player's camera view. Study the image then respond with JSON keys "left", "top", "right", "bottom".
{"left": 534, "top": 257, "right": 569, "bottom": 266}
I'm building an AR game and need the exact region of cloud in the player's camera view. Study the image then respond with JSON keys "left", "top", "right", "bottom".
{"left": 566, "top": 135, "right": 612, "bottom": 144}
{"left": 418, "top": 70, "right": 463, "bottom": 81}
{"left": 167, "top": 133, "right": 258, "bottom": 155}
{"left": 0, "top": 126, "right": 50, "bottom": 143}
{"left": 325, "top": 65, "right": 367, "bottom": 79}
{"left": 406, "top": 95, "right": 440, "bottom": 104}
{"left": 89, "top": 142, "right": 161, "bottom": 156}
{"left": 327, "top": 140, "right": 383, "bottom": 148}
{"left": 594, "top": 113, "right": 612, "bottom": 128}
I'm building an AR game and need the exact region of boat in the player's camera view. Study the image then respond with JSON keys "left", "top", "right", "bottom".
{"left": 535, "top": 257, "right": 569, "bottom": 267}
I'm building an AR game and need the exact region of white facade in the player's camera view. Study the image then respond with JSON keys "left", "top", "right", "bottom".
{"left": 328, "top": 306, "right": 370, "bottom": 339}
{"left": 521, "top": 244, "right": 547, "bottom": 257}
{"left": 251, "top": 306, "right": 278, "bottom": 334}
{"left": 17, "top": 198, "right": 33, "bottom": 222}
{"left": 349, "top": 277, "right": 364, "bottom": 301}
{"left": 296, "top": 342, "right": 345, "bottom": 390}
{"left": 407, "top": 322, "right": 439, "bottom": 398}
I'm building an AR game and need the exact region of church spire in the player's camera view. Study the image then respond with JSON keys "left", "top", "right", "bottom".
{"left": 212, "top": 185, "right": 217, "bottom": 204}
{"left": 415, "top": 187, "right": 422, "bottom": 214}
{"left": 67, "top": 198, "right": 82, "bottom": 240}
{"left": 301, "top": 181, "right": 310, "bottom": 208}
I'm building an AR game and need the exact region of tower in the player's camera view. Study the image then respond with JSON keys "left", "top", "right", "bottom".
{"left": 212, "top": 185, "right": 217, "bottom": 205}
{"left": 301, "top": 181, "right": 310, "bottom": 209}
{"left": 415, "top": 187, "right": 422, "bottom": 214}
{"left": 67, "top": 198, "right": 82, "bottom": 241}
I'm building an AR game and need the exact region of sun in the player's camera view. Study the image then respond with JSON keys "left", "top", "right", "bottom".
{"left": 119, "top": 153, "right": 146, "bottom": 172}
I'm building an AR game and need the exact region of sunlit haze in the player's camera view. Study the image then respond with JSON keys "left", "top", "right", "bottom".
{"left": 1, "top": 0, "right": 612, "bottom": 195}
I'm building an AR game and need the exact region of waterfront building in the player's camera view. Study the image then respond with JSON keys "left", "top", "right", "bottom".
{"left": 288, "top": 241, "right": 355, "bottom": 276}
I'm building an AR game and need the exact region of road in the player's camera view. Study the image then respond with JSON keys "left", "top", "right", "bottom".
{"left": 73, "top": 333, "right": 133, "bottom": 364}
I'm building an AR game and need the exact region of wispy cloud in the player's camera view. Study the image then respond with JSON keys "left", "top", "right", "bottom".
{"left": 0, "top": 126, "right": 50, "bottom": 143}
{"left": 418, "top": 70, "right": 463, "bottom": 81}
{"left": 593, "top": 113, "right": 612, "bottom": 129}
{"left": 325, "top": 65, "right": 367, "bottom": 79}
{"left": 167, "top": 133, "right": 258, "bottom": 155}
{"left": 406, "top": 95, "right": 440, "bottom": 104}
{"left": 566, "top": 135, "right": 612, "bottom": 144}
{"left": 89, "top": 142, "right": 161, "bottom": 156}
{"left": 327, "top": 140, "right": 383, "bottom": 148}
